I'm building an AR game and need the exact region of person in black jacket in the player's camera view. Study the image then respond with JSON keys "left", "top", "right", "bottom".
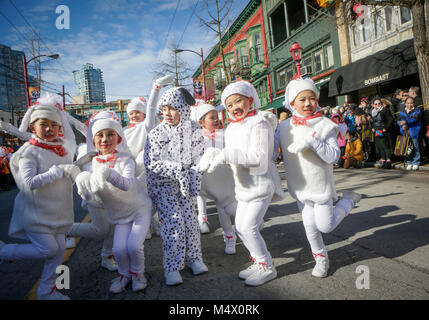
{"left": 371, "top": 97, "right": 394, "bottom": 169}
{"left": 391, "top": 89, "right": 405, "bottom": 120}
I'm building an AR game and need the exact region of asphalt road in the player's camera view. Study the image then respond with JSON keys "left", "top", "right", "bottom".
{"left": 0, "top": 166, "right": 428, "bottom": 301}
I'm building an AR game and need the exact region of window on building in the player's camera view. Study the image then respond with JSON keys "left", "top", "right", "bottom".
{"left": 301, "top": 56, "right": 313, "bottom": 76}
{"left": 279, "top": 69, "right": 286, "bottom": 89}
{"left": 314, "top": 49, "right": 324, "bottom": 73}
{"left": 286, "top": 65, "right": 295, "bottom": 83}
{"left": 254, "top": 33, "right": 263, "bottom": 63}
{"left": 306, "top": 0, "right": 320, "bottom": 20}
{"left": 385, "top": 7, "right": 393, "bottom": 31}
{"left": 352, "top": 25, "right": 361, "bottom": 47}
{"left": 240, "top": 46, "right": 249, "bottom": 68}
{"left": 400, "top": 6, "right": 411, "bottom": 24}
{"left": 360, "top": 19, "right": 370, "bottom": 42}
{"left": 270, "top": 4, "right": 287, "bottom": 47}
{"left": 373, "top": 9, "right": 384, "bottom": 38}
{"left": 324, "top": 44, "right": 334, "bottom": 68}
{"left": 287, "top": 0, "right": 306, "bottom": 35}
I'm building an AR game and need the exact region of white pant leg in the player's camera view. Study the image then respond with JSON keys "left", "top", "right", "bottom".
{"left": 196, "top": 195, "right": 207, "bottom": 219}
{"left": 216, "top": 201, "right": 236, "bottom": 236}
{"left": 314, "top": 199, "right": 353, "bottom": 234}
{"left": 0, "top": 232, "right": 66, "bottom": 296}
{"left": 112, "top": 223, "right": 132, "bottom": 276}
{"left": 180, "top": 195, "right": 203, "bottom": 266}
{"left": 235, "top": 198, "right": 272, "bottom": 265}
{"left": 101, "top": 224, "right": 115, "bottom": 258}
{"left": 300, "top": 201, "right": 327, "bottom": 257}
{"left": 127, "top": 208, "right": 152, "bottom": 275}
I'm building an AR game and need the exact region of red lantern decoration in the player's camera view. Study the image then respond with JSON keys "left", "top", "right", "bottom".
{"left": 289, "top": 42, "right": 303, "bottom": 62}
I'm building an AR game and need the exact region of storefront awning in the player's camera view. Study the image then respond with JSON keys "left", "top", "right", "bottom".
{"left": 328, "top": 39, "right": 418, "bottom": 97}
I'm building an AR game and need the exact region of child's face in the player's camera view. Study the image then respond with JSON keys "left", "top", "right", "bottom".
{"left": 162, "top": 105, "right": 180, "bottom": 126}
{"left": 30, "top": 118, "right": 61, "bottom": 142}
{"left": 128, "top": 110, "right": 145, "bottom": 123}
{"left": 290, "top": 90, "right": 318, "bottom": 117}
{"left": 199, "top": 110, "right": 219, "bottom": 131}
{"left": 93, "top": 129, "right": 120, "bottom": 155}
{"left": 225, "top": 94, "right": 253, "bottom": 120}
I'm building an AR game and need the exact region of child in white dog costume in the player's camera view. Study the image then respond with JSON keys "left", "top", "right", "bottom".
{"left": 196, "top": 104, "right": 237, "bottom": 254}
{"left": 0, "top": 93, "right": 79, "bottom": 300}
{"left": 202, "top": 81, "right": 285, "bottom": 286}
{"left": 275, "top": 78, "right": 361, "bottom": 278}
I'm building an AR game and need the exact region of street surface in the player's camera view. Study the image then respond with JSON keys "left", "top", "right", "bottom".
{"left": 0, "top": 166, "right": 428, "bottom": 300}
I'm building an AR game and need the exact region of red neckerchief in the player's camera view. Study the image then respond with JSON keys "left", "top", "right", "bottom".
{"left": 202, "top": 128, "right": 216, "bottom": 140}
{"left": 128, "top": 123, "right": 136, "bottom": 128}
{"left": 29, "top": 138, "right": 67, "bottom": 157}
{"left": 228, "top": 109, "right": 257, "bottom": 123}
{"left": 292, "top": 111, "right": 323, "bottom": 126}
{"left": 95, "top": 150, "right": 118, "bottom": 168}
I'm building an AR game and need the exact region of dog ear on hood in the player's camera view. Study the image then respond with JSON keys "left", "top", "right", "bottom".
{"left": 178, "top": 87, "right": 196, "bottom": 106}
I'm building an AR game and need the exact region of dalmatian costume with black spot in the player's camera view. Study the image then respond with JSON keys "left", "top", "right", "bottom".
{"left": 144, "top": 87, "right": 207, "bottom": 283}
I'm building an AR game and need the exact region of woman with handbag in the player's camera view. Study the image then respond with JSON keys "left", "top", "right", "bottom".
{"left": 397, "top": 97, "right": 422, "bottom": 170}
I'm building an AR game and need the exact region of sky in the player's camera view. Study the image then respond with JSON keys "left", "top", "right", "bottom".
{"left": 0, "top": 0, "right": 248, "bottom": 104}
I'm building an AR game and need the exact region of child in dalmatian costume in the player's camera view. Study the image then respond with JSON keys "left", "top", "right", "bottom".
{"left": 201, "top": 81, "right": 285, "bottom": 287}
{"left": 75, "top": 117, "right": 152, "bottom": 294}
{"left": 144, "top": 87, "right": 208, "bottom": 286}
{"left": 195, "top": 104, "right": 238, "bottom": 254}
{"left": 275, "top": 78, "right": 361, "bottom": 278}
{"left": 0, "top": 93, "right": 80, "bottom": 300}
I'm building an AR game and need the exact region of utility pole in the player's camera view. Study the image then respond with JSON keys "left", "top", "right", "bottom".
{"left": 174, "top": 51, "right": 179, "bottom": 86}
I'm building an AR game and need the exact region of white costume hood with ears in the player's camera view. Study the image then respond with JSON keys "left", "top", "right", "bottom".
{"left": 86, "top": 111, "right": 130, "bottom": 154}
{"left": 19, "top": 92, "right": 77, "bottom": 155}
{"left": 283, "top": 77, "right": 321, "bottom": 116}
{"left": 158, "top": 87, "right": 196, "bottom": 122}
{"left": 221, "top": 81, "right": 261, "bottom": 121}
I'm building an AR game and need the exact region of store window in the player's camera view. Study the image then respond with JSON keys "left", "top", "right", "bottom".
{"left": 400, "top": 6, "right": 411, "bottom": 24}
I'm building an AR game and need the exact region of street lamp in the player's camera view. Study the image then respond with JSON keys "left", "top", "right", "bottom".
{"left": 174, "top": 48, "right": 207, "bottom": 101}
{"left": 289, "top": 42, "right": 303, "bottom": 79}
{"left": 23, "top": 53, "right": 60, "bottom": 107}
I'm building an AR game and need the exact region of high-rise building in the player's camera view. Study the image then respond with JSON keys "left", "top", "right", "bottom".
{"left": 0, "top": 44, "right": 35, "bottom": 114}
{"left": 73, "top": 63, "right": 106, "bottom": 104}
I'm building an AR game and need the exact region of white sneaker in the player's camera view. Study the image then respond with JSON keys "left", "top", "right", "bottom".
{"left": 312, "top": 254, "right": 329, "bottom": 278}
{"left": 165, "top": 271, "right": 183, "bottom": 286}
{"left": 109, "top": 275, "right": 131, "bottom": 293}
{"left": 342, "top": 190, "right": 361, "bottom": 204}
{"left": 130, "top": 272, "right": 147, "bottom": 292}
{"left": 190, "top": 260, "right": 208, "bottom": 275}
{"left": 244, "top": 263, "right": 277, "bottom": 286}
{"left": 101, "top": 255, "right": 118, "bottom": 272}
{"left": 38, "top": 287, "right": 71, "bottom": 300}
{"left": 198, "top": 216, "right": 210, "bottom": 234}
{"left": 238, "top": 257, "right": 259, "bottom": 280}
{"left": 406, "top": 164, "right": 413, "bottom": 170}
{"left": 65, "top": 234, "right": 76, "bottom": 249}
{"left": 223, "top": 233, "right": 236, "bottom": 255}
{"left": 412, "top": 164, "right": 419, "bottom": 171}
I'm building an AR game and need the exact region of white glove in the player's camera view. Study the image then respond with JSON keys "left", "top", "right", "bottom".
{"left": 75, "top": 171, "right": 93, "bottom": 198}
{"left": 58, "top": 164, "right": 81, "bottom": 181}
{"left": 260, "top": 111, "right": 278, "bottom": 130}
{"left": 0, "top": 120, "right": 8, "bottom": 131}
{"left": 287, "top": 134, "right": 314, "bottom": 154}
{"left": 154, "top": 75, "right": 173, "bottom": 88}
{"left": 48, "top": 165, "right": 64, "bottom": 180}
{"left": 91, "top": 166, "right": 111, "bottom": 191}
{"left": 207, "top": 150, "right": 226, "bottom": 173}
{"left": 197, "top": 147, "right": 220, "bottom": 173}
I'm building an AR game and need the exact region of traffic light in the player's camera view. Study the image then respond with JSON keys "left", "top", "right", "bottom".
{"left": 117, "top": 99, "right": 123, "bottom": 111}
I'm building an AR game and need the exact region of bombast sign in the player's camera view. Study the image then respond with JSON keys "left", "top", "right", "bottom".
{"left": 364, "top": 73, "right": 390, "bottom": 87}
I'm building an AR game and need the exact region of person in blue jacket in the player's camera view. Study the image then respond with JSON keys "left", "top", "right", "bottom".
{"left": 397, "top": 96, "right": 422, "bottom": 170}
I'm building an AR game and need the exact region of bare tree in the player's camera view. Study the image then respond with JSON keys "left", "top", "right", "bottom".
{"left": 198, "top": 0, "right": 235, "bottom": 86}
{"left": 334, "top": 0, "right": 429, "bottom": 106}
{"left": 152, "top": 42, "right": 194, "bottom": 91}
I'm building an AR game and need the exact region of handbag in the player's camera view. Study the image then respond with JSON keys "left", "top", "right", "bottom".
{"left": 394, "top": 134, "right": 410, "bottom": 156}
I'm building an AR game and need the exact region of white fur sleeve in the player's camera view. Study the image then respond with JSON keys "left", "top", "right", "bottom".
{"left": 310, "top": 130, "right": 340, "bottom": 164}
{"left": 0, "top": 121, "right": 31, "bottom": 141}
{"left": 144, "top": 86, "right": 161, "bottom": 133}
{"left": 224, "top": 121, "right": 268, "bottom": 168}
{"left": 19, "top": 158, "right": 62, "bottom": 190}
{"left": 106, "top": 159, "right": 135, "bottom": 191}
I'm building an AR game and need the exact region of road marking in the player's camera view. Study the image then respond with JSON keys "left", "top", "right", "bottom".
{"left": 26, "top": 213, "right": 91, "bottom": 300}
